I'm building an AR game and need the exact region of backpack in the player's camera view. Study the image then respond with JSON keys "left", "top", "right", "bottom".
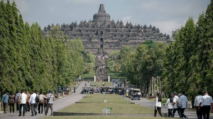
{"left": 176, "top": 97, "right": 182, "bottom": 108}
{"left": 47, "top": 94, "right": 53, "bottom": 103}
{"left": 18, "top": 94, "right": 22, "bottom": 104}
{"left": 35, "top": 95, "right": 39, "bottom": 103}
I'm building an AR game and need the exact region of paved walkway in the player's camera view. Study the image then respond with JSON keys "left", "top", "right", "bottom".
{"left": 0, "top": 81, "right": 87, "bottom": 119}
{"left": 123, "top": 96, "right": 213, "bottom": 119}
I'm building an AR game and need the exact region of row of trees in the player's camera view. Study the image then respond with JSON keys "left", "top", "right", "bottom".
{"left": 110, "top": 1, "right": 213, "bottom": 99}
{"left": 162, "top": 0, "right": 213, "bottom": 98}
{"left": 108, "top": 41, "right": 167, "bottom": 93}
{"left": 0, "top": 0, "right": 86, "bottom": 93}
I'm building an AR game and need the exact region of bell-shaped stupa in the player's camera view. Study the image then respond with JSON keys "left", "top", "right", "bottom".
{"left": 93, "top": 4, "right": 111, "bottom": 24}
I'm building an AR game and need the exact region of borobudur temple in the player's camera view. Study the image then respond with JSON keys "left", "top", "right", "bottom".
{"left": 43, "top": 4, "right": 171, "bottom": 54}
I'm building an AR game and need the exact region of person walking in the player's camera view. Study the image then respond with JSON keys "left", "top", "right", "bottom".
{"left": 18, "top": 90, "right": 27, "bottom": 116}
{"left": 179, "top": 92, "right": 188, "bottom": 118}
{"left": 1, "top": 91, "right": 9, "bottom": 113}
{"left": 172, "top": 92, "right": 180, "bottom": 117}
{"left": 9, "top": 92, "right": 15, "bottom": 113}
{"left": 36, "top": 92, "right": 39, "bottom": 111}
{"left": 199, "top": 91, "right": 212, "bottom": 119}
{"left": 29, "top": 91, "right": 37, "bottom": 116}
{"left": 26, "top": 91, "right": 31, "bottom": 112}
{"left": 154, "top": 93, "right": 163, "bottom": 117}
{"left": 38, "top": 92, "right": 45, "bottom": 114}
{"left": 44, "top": 92, "right": 48, "bottom": 111}
{"left": 45, "top": 90, "right": 55, "bottom": 116}
{"left": 194, "top": 91, "right": 203, "bottom": 119}
{"left": 15, "top": 90, "right": 21, "bottom": 111}
{"left": 165, "top": 95, "right": 173, "bottom": 117}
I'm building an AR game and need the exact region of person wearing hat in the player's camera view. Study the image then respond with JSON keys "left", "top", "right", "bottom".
{"left": 45, "top": 90, "right": 55, "bottom": 116}
{"left": 172, "top": 92, "right": 180, "bottom": 117}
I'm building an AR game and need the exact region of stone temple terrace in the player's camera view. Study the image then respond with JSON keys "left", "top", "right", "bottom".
{"left": 43, "top": 4, "right": 171, "bottom": 54}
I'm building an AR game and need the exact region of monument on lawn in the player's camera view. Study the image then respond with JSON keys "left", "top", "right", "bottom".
{"left": 108, "top": 76, "right": 110, "bottom": 82}
{"left": 94, "top": 76, "right": 96, "bottom": 82}
{"left": 43, "top": 4, "right": 171, "bottom": 54}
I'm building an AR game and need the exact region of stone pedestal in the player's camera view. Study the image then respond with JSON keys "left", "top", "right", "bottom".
{"left": 94, "top": 76, "right": 96, "bottom": 82}
{"left": 108, "top": 76, "right": 110, "bottom": 82}
{"left": 187, "top": 101, "right": 192, "bottom": 109}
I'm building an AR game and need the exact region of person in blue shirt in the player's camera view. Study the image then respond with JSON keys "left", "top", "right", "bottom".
{"left": 2, "top": 91, "right": 9, "bottom": 113}
{"left": 179, "top": 91, "right": 188, "bottom": 118}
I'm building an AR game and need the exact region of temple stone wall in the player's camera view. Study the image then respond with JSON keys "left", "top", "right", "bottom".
{"left": 43, "top": 4, "right": 171, "bottom": 54}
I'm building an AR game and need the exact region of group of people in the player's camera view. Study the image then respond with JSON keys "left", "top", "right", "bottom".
{"left": 194, "top": 91, "right": 213, "bottom": 119}
{"left": 154, "top": 91, "right": 212, "bottom": 119}
{"left": 1, "top": 90, "right": 55, "bottom": 117}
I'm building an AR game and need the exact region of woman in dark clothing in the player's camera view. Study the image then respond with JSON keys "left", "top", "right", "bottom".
{"left": 9, "top": 92, "right": 15, "bottom": 113}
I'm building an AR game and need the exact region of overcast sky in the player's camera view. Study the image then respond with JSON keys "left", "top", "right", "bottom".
{"left": 14, "top": 0, "right": 210, "bottom": 36}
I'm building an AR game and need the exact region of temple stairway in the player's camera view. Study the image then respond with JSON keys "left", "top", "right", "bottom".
{"left": 96, "top": 54, "right": 107, "bottom": 81}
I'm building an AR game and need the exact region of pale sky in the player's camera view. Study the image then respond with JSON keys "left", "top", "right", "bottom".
{"left": 14, "top": 0, "right": 210, "bottom": 36}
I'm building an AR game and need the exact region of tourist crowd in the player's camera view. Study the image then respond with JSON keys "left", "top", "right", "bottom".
{"left": 154, "top": 91, "right": 212, "bottom": 119}
{"left": 1, "top": 90, "right": 55, "bottom": 117}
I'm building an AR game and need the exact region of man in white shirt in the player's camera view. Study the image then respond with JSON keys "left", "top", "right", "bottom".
{"left": 194, "top": 91, "right": 203, "bottom": 119}
{"left": 172, "top": 92, "right": 180, "bottom": 117}
{"left": 29, "top": 91, "right": 37, "bottom": 116}
{"left": 179, "top": 92, "right": 188, "bottom": 118}
{"left": 18, "top": 90, "right": 27, "bottom": 116}
{"left": 199, "top": 91, "right": 212, "bottom": 119}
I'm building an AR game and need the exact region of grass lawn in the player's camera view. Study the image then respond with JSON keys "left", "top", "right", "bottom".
{"left": 79, "top": 94, "right": 129, "bottom": 103}
{"left": 60, "top": 103, "right": 152, "bottom": 114}
{"left": 90, "top": 82, "right": 112, "bottom": 87}
{"left": 59, "top": 94, "right": 153, "bottom": 114}
{"left": 43, "top": 116, "right": 172, "bottom": 119}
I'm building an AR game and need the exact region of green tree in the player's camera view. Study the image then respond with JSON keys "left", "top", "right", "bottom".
{"left": 200, "top": 1, "right": 213, "bottom": 91}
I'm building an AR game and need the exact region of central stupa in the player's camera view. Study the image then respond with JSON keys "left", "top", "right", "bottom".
{"left": 93, "top": 4, "right": 111, "bottom": 24}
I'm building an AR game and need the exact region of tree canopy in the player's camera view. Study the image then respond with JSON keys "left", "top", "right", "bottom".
{"left": 0, "top": 0, "right": 86, "bottom": 93}
{"left": 162, "top": 0, "right": 213, "bottom": 98}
